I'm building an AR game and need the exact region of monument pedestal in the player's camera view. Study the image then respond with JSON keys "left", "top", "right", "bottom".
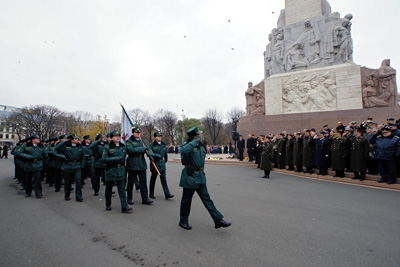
{"left": 238, "top": 106, "right": 400, "bottom": 136}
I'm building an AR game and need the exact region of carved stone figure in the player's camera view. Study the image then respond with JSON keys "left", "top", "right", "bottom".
{"left": 271, "top": 29, "right": 285, "bottom": 74}
{"left": 377, "top": 59, "right": 397, "bottom": 106}
{"left": 363, "top": 78, "right": 391, "bottom": 108}
{"left": 245, "top": 81, "right": 265, "bottom": 116}
{"left": 264, "top": 34, "right": 273, "bottom": 78}
{"left": 295, "top": 21, "right": 321, "bottom": 64}
{"left": 333, "top": 20, "right": 353, "bottom": 62}
{"left": 285, "top": 43, "right": 309, "bottom": 71}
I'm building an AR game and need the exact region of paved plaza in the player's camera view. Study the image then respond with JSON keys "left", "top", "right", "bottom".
{"left": 0, "top": 155, "right": 399, "bottom": 266}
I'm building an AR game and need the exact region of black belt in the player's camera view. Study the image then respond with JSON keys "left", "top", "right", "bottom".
{"left": 66, "top": 159, "right": 78, "bottom": 163}
{"left": 131, "top": 155, "right": 144, "bottom": 158}
{"left": 192, "top": 168, "right": 203, "bottom": 172}
{"left": 155, "top": 157, "right": 164, "bottom": 161}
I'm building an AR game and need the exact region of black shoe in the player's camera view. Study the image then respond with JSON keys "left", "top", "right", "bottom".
{"left": 25, "top": 194, "right": 31, "bottom": 198}
{"left": 351, "top": 177, "right": 359, "bottom": 180}
{"left": 20, "top": 186, "right": 25, "bottom": 190}
{"left": 149, "top": 194, "right": 156, "bottom": 199}
{"left": 262, "top": 176, "right": 267, "bottom": 178}
{"left": 215, "top": 219, "right": 232, "bottom": 229}
{"left": 387, "top": 180, "right": 396, "bottom": 184}
{"left": 65, "top": 196, "right": 71, "bottom": 201}
{"left": 36, "top": 194, "right": 43, "bottom": 198}
{"left": 359, "top": 177, "right": 365, "bottom": 181}
{"left": 112, "top": 191, "right": 115, "bottom": 194}
{"left": 266, "top": 175, "right": 270, "bottom": 178}
{"left": 377, "top": 179, "right": 387, "bottom": 183}
{"left": 75, "top": 197, "right": 83, "bottom": 202}
{"left": 94, "top": 192, "right": 99, "bottom": 196}
{"left": 165, "top": 194, "right": 174, "bottom": 199}
{"left": 106, "top": 205, "right": 112, "bottom": 211}
{"left": 179, "top": 222, "right": 192, "bottom": 230}
{"left": 122, "top": 207, "right": 132, "bottom": 213}
{"left": 142, "top": 200, "right": 153, "bottom": 205}
{"left": 127, "top": 200, "right": 134, "bottom": 205}
{"left": 70, "top": 188, "right": 74, "bottom": 191}
{"left": 55, "top": 188, "right": 60, "bottom": 192}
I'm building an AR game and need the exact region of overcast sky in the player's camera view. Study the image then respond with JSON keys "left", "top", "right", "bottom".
{"left": 1, "top": 0, "right": 399, "bottom": 122}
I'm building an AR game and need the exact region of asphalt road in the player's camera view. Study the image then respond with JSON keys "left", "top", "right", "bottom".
{"left": 1, "top": 155, "right": 399, "bottom": 267}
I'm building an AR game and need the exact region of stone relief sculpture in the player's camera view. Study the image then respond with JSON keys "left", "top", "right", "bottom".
{"left": 245, "top": 81, "right": 265, "bottom": 116}
{"left": 361, "top": 59, "right": 397, "bottom": 108}
{"left": 263, "top": 6, "right": 355, "bottom": 78}
{"left": 282, "top": 72, "right": 337, "bottom": 113}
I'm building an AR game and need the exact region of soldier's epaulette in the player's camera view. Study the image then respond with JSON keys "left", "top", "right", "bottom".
{"left": 395, "top": 136, "right": 400, "bottom": 139}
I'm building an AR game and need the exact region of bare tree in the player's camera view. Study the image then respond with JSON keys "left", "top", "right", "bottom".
{"left": 202, "top": 109, "right": 224, "bottom": 145}
{"left": 7, "top": 105, "right": 66, "bottom": 140}
{"left": 227, "top": 107, "right": 245, "bottom": 132}
{"left": 154, "top": 109, "right": 178, "bottom": 145}
{"left": 128, "top": 108, "right": 148, "bottom": 127}
{"left": 142, "top": 112, "right": 155, "bottom": 144}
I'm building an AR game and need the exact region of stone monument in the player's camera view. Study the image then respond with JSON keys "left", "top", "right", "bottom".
{"left": 239, "top": 0, "right": 399, "bottom": 136}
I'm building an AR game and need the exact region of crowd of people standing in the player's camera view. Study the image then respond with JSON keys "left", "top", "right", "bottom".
{"left": 240, "top": 118, "right": 400, "bottom": 184}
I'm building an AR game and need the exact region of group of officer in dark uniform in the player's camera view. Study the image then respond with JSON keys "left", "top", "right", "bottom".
{"left": 10, "top": 125, "right": 231, "bottom": 230}
{"left": 244, "top": 118, "right": 400, "bottom": 185}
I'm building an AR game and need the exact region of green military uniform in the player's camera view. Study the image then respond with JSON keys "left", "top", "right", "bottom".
{"left": 293, "top": 135, "right": 303, "bottom": 172}
{"left": 53, "top": 135, "right": 67, "bottom": 192}
{"left": 102, "top": 130, "right": 130, "bottom": 212}
{"left": 11, "top": 141, "right": 25, "bottom": 190}
{"left": 55, "top": 134, "right": 85, "bottom": 201}
{"left": 81, "top": 135, "right": 94, "bottom": 188}
{"left": 89, "top": 134, "right": 107, "bottom": 195}
{"left": 179, "top": 126, "right": 230, "bottom": 230}
{"left": 148, "top": 131, "right": 173, "bottom": 199}
{"left": 46, "top": 138, "right": 57, "bottom": 188}
{"left": 125, "top": 126, "right": 154, "bottom": 204}
{"left": 18, "top": 135, "right": 45, "bottom": 197}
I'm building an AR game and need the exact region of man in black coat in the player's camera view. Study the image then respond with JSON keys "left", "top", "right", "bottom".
{"left": 237, "top": 135, "right": 245, "bottom": 161}
{"left": 246, "top": 134, "right": 255, "bottom": 162}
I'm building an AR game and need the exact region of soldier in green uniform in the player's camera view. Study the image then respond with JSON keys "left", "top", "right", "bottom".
{"left": 178, "top": 126, "right": 231, "bottom": 230}
{"left": 102, "top": 130, "right": 132, "bottom": 213}
{"left": 81, "top": 135, "right": 94, "bottom": 188}
{"left": 18, "top": 134, "right": 45, "bottom": 198}
{"left": 148, "top": 131, "right": 174, "bottom": 199}
{"left": 293, "top": 132, "right": 303, "bottom": 173}
{"left": 46, "top": 138, "right": 56, "bottom": 188}
{"left": 11, "top": 139, "right": 26, "bottom": 190}
{"left": 90, "top": 133, "right": 107, "bottom": 196}
{"left": 52, "top": 135, "right": 68, "bottom": 192}
{"left": 126, "top": 126, "right": 154, "bottom": 205}
{"left": 55, "top": 133, "right": 84, "bottom": 201}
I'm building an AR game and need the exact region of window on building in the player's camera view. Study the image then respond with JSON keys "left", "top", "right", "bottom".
{"left": 6, "top": 134, "right": 9, "bottom": 139}
{"left": 0, "top": 134, "right": 2, "bottom": 138}
{"left": 11, "top": 135, "right": 14, "bottom": 139}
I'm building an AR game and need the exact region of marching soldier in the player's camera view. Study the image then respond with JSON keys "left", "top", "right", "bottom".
{"left": 148, "top": 131, "right": 174, "bottom": 199}
{"left": 81, "top": 135, "right": 94, "bottom": 188}
{"left": 178, "top": 126, "right": 231, "bottom": 230}
{"left": 90, "top": 133, "right": 107, "bottom": 196}
{"left": 102, "top": 130, "right": 132, "bottom": 212}
{"left": 11, "top": 139, "right": 26, "bottom": 190}
{"left": 18, "top": 134, "right": 45, "bottom": 198}
{"left": 347, "top": 128, "right": 369, "bottom": 181}
{"left": 53, "top": 135, "right": 67, "bottom": 192}
{"left": 46, "top": 138, "right": 56, "bottom": 188}
{"left": 126, "top": 126, "right": 154, "bottom": 205}
{"left": 55, "top": 133, "right": 84, "bottom": 201}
